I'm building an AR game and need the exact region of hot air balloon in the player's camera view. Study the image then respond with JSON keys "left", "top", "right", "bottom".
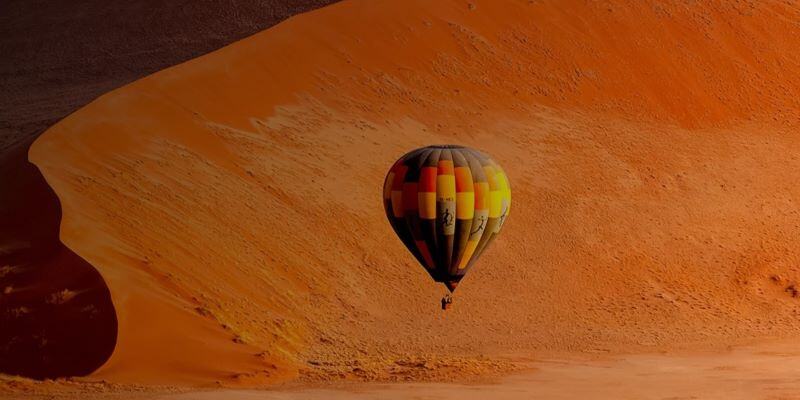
{"left": 382, "top": 145, "right": 511, "bottom": 309}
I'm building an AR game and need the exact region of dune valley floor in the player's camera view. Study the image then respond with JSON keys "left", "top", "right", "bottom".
{"left": 4, "top": 340, "right": 800, "bottom": 399}
{"left": 157, "top": 340, "right": 800, "bottom": 400}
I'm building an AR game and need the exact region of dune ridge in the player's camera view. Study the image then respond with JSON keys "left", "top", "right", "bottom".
{"left": 23, "top": 0, "right": 800, "bottom": 385}
{"left": 0, "top": 0, "right": 337, "bottom": 384}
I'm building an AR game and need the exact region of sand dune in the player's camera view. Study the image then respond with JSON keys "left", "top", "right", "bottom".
{"left": 0, "top": 0, "right": 336, "bottom": 383}
{"left": 12, "top": 0, "right": 800, "bottom": 387}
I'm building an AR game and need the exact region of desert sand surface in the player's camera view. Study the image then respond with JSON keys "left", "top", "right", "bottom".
{"left": 152, "top": 341, "right": 800, "bottom": 400}
{"left": 6, "top": 0, "right": 800, "bottom": 396}
{"left": 4, "top": 341, "right": 800, "bottom": 399}
{"left": 148, "top": 341, "right": 800, "bottom": 400}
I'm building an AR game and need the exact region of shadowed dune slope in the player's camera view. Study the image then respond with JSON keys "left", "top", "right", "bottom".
{"left": 0, "top": 0, "right": 336, "bottom": 383}
{"left": 0, "top": 140, "right": 117, "bottom": 380}
{"left": 27, "top": 0, "right": 800, "bottom": 385}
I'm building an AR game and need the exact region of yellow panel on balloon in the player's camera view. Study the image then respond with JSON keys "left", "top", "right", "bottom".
{"left": 483, "top": 166, "right": 498, "bottom": 190}
{"left": 489, "top": 190, "right": 502, "bottom": 218}
{"left": 456, "top": 192, "right": 475, "bottom": 219}
{"left": 458, "top": 240, "right": 479, "bottom": 269}
{"left": 436, "top": 175, "right": 456, "bottom": 202}
{"left": 418, "top": 192, "right": 437, "bottom": 219}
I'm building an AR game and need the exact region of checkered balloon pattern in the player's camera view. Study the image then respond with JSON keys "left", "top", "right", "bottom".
{"left": 383, "top": 145, "right": 511, "bottom": 292}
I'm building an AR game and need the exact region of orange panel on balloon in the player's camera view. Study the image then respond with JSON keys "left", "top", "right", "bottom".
{"left": 418, "top": 167, "right": 437, "bottom": 192}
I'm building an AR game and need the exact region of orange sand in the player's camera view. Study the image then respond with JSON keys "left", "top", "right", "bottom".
{"left": 126, "top": 341, "right": 800, "bottom": 400}
{"left": 15, "top": 0, "right": 800, "bottom": 387}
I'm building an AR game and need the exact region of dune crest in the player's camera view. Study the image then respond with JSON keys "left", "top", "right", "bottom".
{"left": 28, "top": 0, "right": 800, "bottom": 384}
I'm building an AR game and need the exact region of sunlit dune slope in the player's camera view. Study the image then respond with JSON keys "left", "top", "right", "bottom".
{"left": 29, "top": 0, "right": 800, "bottom": 385}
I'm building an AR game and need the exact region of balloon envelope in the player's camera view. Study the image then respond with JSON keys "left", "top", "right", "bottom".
{"left": 382, "top": 145, "right": 511, "bottom": 292}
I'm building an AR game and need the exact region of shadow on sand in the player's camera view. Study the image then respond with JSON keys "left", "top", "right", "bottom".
{"left": 0, "top": 140, "right": 117, "bottom": 379}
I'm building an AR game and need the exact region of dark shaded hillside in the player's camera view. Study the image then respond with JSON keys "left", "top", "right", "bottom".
{"left": 0, "top": 0, "right": 339, "bottom": 150}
